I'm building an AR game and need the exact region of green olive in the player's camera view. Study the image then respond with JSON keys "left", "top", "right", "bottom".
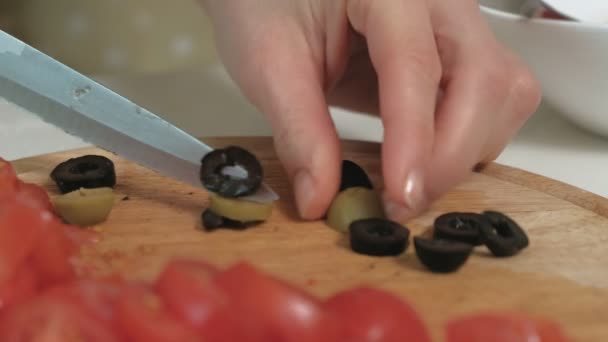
{"left": 208, "top": 193, "right": 273, "bottom": 222}
{"left": 52, "top": 187, "right": 115, "bottom": 227}
{"left": 326, "top": 187, "right": 385, "bottom": 233}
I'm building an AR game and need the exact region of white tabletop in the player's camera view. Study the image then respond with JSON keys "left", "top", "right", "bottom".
{"left": 1, "top": 65, "right": 607, "bottom": 199}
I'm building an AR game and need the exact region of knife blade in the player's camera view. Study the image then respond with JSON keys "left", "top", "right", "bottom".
{"left": 0, "top": 30, "right": 278, "bottom": 203}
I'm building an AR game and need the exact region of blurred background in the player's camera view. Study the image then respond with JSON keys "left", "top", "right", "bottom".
{"left": 0, "top": 0, "right": 219, "bottom": 75}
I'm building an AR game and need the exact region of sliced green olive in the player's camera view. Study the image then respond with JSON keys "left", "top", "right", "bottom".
{"left": 52, "top": 187, "right": 115, "bottom": 227}
{"left": 208, "top": 193, "right": 273, "bottom": 222}
{"left": 326, "top": 187, "right": 385, "bottom": 233}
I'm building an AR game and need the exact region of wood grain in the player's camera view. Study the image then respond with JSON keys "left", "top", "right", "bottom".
{"left": 14, "top": 137, "right": 608, "bottom": 342}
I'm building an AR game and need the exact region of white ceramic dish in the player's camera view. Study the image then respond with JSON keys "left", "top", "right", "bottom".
{"left": 479, "top": 0, "right": 608, "bottom": 139}
{"left": 537, "top": 0, "right": 608, "bottom": 24}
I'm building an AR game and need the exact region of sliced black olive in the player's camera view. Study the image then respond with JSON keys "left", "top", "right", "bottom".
{"left": 414, "top": 237, "right": 473, "bottom": 273}
{"left": 50, "top": 155, "right": 116, "bottom": 194}
{"left": 200, "top": 146, "right": 263, "bottom": 198}
{"left": 433, "top": 212, "right": 488, "bottom": 246}
{"left": 479, "top": 211, "right": 529, "bottom": 257}
{"left": 339, "top": 160, "right": 373, "bottom": 192}
{"left": 349, "top": 218, "right": 410, "bottom": 256}
{"left": 200, "top": 209, "right": 251, "bottom": 231}
{"left": 482, "top": 210, "right": 529, "bottom": 249}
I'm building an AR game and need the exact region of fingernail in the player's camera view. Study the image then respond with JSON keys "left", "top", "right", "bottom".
{"left": 294, "top": 170, "right": 315, "bottom": 218}
{"left": 383, "top": 169, "right": 425, "bottom": 222}
{"left": 403, "top": 168, "right": 425, "bottom": 210}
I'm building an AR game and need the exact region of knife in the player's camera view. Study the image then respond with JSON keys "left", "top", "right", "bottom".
{"left": 0, "top": 30, "right": 278, "bottom": 203}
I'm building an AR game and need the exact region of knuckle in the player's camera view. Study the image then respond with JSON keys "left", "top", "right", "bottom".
{"left": 478, "top": 61, "right": 512, "bottom": 98}
{"left": 379, "top": 49, "right": 441, "bottom": 88}
{"left": 405, "top": 51, "right": 442, "bottom": 86}
{"left": 509, "top": 67, "right": 543, "bottom": 116}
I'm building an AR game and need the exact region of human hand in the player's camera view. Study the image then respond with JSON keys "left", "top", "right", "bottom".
{"left": 200, "top": 0, "right": 542, "bottom": 222}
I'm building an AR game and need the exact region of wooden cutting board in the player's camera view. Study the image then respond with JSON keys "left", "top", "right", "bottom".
{"left": 13, "top": 137, "right": 608, "bottom": 342}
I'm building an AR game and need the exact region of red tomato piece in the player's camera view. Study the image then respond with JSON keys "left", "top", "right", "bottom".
{"left": 30, "top": 219, "right": 76, "bottom": 285}
{"left": 115, "top": 283, "right": 200, "bottom": 342}
{"left": 0, "top": 159, "right": 18, "bottom": 203}
{"left": 214, "top": 261, "right": 344, "bottom": 342}
{"left": 15, "top": 181, "right": 54, "bottom": 213}
{"left": 324, "top": 286, "right": 431, "bottom": 342}
{"left": 446, "top": 312, "right": 572, "bottom": 342}
{"left": 48, "top": 276, "right": 129, "bottom": 335}
{"left": 0, "top": 291, "right": 123, "bottom": 342}
{"left": 155, "top": 259, "right": 260, "bottom": 341}
{"left": 0, "top": 264, "right": 39, "bottom": 311}
{"left": 0, "top": 201, "right": 49, "bottom": 284}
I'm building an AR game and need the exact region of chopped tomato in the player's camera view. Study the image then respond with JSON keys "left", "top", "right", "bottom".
{"left": 30, "top": 219, "right": 76, "bottom": 285}
{"left": 155, "top": 259, "right": 259, "bottom": 341}
{"left": 48, "top": 276, "right": 129, "bottom": 335}
{"left": 0, "top": 265, "right": 39, "bottom": 311}
{"left": 214, "top": 262, "right": 343, "bottom": 342}
{"left": 115, "top": 283, "right": 200, "bottom": 342}
{"left": 15, "top": 181, "right": 54, "bottom": 213}
{"left": 0, "top": 201, "right": 49, "bottom": 284}
{"left": 0, "top": 159, "right": 18, "bottom": 202}
{"left": 0, "top": 291, "right": 123, "bottom": 342}
{"left": 445, "top": 312, "right": 572, "bottom": 342}
{"left": 324, "top": 286, "right": 431, "bottom": 342}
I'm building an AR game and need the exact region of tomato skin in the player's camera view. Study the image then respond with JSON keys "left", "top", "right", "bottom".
{"left": 0, "top": 265, "right": 39, "bottom": 311}
{"left": 0, "top": 201, "right": 49, "bottom": 284}
{"left": 0, "top": 291, "right": 123, "bottom": 342}
{"left": 446, "top": 312, "right": 572, "bottom": 342}
{"left": 324, "top": 286, "right": 431, "bottom": 342}
{"left": 214, "top": 262, "right": 344, "bottom": 342}
{"left": 0, "top": 159, "right": 18, "bottom": 202}
{"left": 30, "top": 219, "right": 77, "bottom": 285}
{"left": 47, "top": 276, "right": 130, "bottom": 336}
{"left": 155, "top": 259, "right": 259, "bottom": 341}
{"left": 115, "top": 284, "right": 201, "bottom": 342}
{"left": 15, "top": 182, "right": 54, "bottom": 213}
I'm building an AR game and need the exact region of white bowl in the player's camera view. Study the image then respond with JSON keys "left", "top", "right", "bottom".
{"left": 479, "top": 0, "right": 608, "bottom": 138}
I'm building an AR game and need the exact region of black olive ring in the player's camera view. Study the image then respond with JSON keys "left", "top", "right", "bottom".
{"left": 50, "top": 155, "right": 116, "bottom": 194}
{"left": 433, "top": 212, "right": 488, "bottom": 246}
{"left": 200, "top": 146, "right": 263, "bottom": 198}
{"left": 349, "top": 218, "right": 410, "bottom": 256}
{"left": 479, "top": 210, "right": 529, "bottom": 257}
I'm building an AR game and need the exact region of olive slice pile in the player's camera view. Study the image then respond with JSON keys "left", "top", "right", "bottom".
{"left": 50, "top": 155, "right": 118, "bottom": 227}
{"left": 199, "top": 146, "right": 272, "bottom": 231}
{"left": 414, "top": 210, "right": 530, "bottom": 273}
{"left": 326, "top": 160, "right": 411, "bottom": 257}
{"left": 323, "top": 160, "right": 531, "bottom": 273}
